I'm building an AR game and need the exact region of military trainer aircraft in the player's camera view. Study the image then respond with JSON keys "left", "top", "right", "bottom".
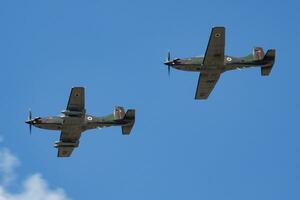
{"left": 25, "top": 87, "right": 135, "bottom": 157}
{"left": 164, "top": 27, "right": 276, "bottom": 100}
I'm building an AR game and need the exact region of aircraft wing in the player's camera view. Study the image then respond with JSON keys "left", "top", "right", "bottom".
{"left": 57, "top": 145, "right": 75, "bottom": 157}
{"left": 56, "top": 129, "right": 82, "bottom": 157}
{"left": 56, "top": 116, "right": 83, "bottom": 157}
{"left": 195, "top": 72, "right": 221, "bottom": 99}
{"left": 203, "top": 27, "right": 225, "bottom": 67}
{"left": 66, "top": 87, "right": 85, "bottom": 113}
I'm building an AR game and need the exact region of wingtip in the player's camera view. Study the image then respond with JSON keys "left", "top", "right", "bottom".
{"left": 72, "top": 86, "right": 85, "bottom": 90}
{"left": 269, "top": 48, "right": 276, "bottom": 52}
{"left": 212, "top": 26, "right": 225, "bottom": 31}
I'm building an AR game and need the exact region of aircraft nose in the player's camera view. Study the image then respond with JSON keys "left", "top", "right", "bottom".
{"left": 25, "top": 118, "right": 40, "bottom": 125}
{"left": 164, "top": 60, "right": 173, "bottom": 66}
{"left": 164, "top": 58, "right": 180, "bottom": 66}
{"left": 25, "top": 120, "right": 33, "bottom": 125}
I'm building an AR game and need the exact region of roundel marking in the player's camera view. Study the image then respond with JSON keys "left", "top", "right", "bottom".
{"left": 87, "top": 116, "right": 93, "bottom": 121}
{"left": 226, "top": 57, "right": 232, "bottom": 61}
{"left": 215, "top": 33, "right": 221, "bottom": 38}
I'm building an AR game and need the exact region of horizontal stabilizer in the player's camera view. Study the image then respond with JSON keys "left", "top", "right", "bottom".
{"left": 261, "top": 49, "right": 275, "bottom": 76}
{"left": 122, "top": 109, "right": 135, "bottom": 135}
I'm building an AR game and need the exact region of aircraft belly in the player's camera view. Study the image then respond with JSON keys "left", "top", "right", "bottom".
{"left": 37, "top": 123, "right": 62, "bottom": 130}
{"left": 175, "top": 65, "right": 201, "bottom": 72}
{"left": 200, "top": 65, "right": 223, "bottom": 73}
{"left": 85, "top": 122, "right": 113, "bottom": 129}
{"left": 224, "top": 62, "right": 261, "bottom": 71}
{"left": 61, "top": 117, "right": 85, "bottom": 130}
{"left": 85, "top": 120, "right": 127, "bottom": 130}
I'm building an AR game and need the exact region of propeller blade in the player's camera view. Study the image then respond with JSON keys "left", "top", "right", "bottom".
{"left": 28, "top": 109, "right": 32, "bottom": 135}
{"left": 29, "top": 109, "right": 32, "bottom": 120}
{"left": 167, "top": 51, "right": 171, "bottom": 77}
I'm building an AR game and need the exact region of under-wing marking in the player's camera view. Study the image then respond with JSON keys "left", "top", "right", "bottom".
{"left": 203, "top": 27, "right": 225, "bottom": 67}
{"left": 195, "top": 72, "right": 221, "bottom": 100}
{"left": 66, "top": 87, "right": 85, "bottom": 112}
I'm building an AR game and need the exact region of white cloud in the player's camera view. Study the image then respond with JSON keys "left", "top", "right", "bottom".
{"left": 0, "top": 148, "right": 71, "bottom": 200}
{"left": 0, "top": 148, "right": 19, "bottom": 185}
{"left": 0, "top": 174, "right": 70, "bottom": 200}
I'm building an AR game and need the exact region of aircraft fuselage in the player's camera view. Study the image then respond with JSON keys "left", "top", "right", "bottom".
{"left": 27, "top": 113, "right": 131, "bottom": 132}
{"left": 167, "top": 55, "right": 269, "bottom": 73}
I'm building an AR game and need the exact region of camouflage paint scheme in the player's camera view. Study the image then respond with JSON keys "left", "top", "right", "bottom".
{"left": 164, "top": 27, "right": 276, "bottom": 99}
{"left": 26, "top": 87, "right": 135, "bottom": 157}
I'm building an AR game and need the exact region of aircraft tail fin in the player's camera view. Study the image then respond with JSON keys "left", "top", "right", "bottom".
{"left": 122, "top": 109, "right": 135, "bottom": 135}
{"left": 253, "top": 47, "right": 265, "bottom": 60}
{"left": 113, "top": 106, "right": 125, "bottom": 120}
{"left": 261, "top": 49, "right": 276, "bottom": 76}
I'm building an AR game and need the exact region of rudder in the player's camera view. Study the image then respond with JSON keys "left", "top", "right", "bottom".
{"left": 261, "top": 49, "right": 275, "bottom": 76}
{"left": 122, "top": 109, "right": 135, "bottom": 135}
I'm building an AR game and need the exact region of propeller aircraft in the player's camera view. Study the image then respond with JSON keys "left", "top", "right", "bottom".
{"left": 26, "top": 87, "right": 135, "bottom": 157}
{"left": 164, "top": 27, "right": 276, "bottom": 100}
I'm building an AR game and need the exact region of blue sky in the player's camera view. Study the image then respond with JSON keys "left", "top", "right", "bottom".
{"left": 0, "top": 0, "right": 299, "bottom": 199}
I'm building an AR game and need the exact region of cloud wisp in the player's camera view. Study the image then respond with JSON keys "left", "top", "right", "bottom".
{"left": 0, "top": 148, "right": 19, "bottom": 186}
{"left": 0, "top": 148, "right": 71, "bottom": 200}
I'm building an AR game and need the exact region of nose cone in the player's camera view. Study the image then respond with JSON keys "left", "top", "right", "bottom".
{"left": 164, "top": 58, "right": 180, "bottom": 66}
{"left": 25, "top": 117, "right": 41, "bottom": 125}
{"left": 25, "top": 120, "right": 33, "bottom": 125}
{"left": 164, "top": 60, "right": 173, "bottom": 66}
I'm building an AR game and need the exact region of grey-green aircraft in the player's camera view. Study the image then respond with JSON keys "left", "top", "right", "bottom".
{"left": 25, "top": 87, "right": 135, "bottom": 157}
{"left": 164, "top": 27, "right": 276, "bottom": 100}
